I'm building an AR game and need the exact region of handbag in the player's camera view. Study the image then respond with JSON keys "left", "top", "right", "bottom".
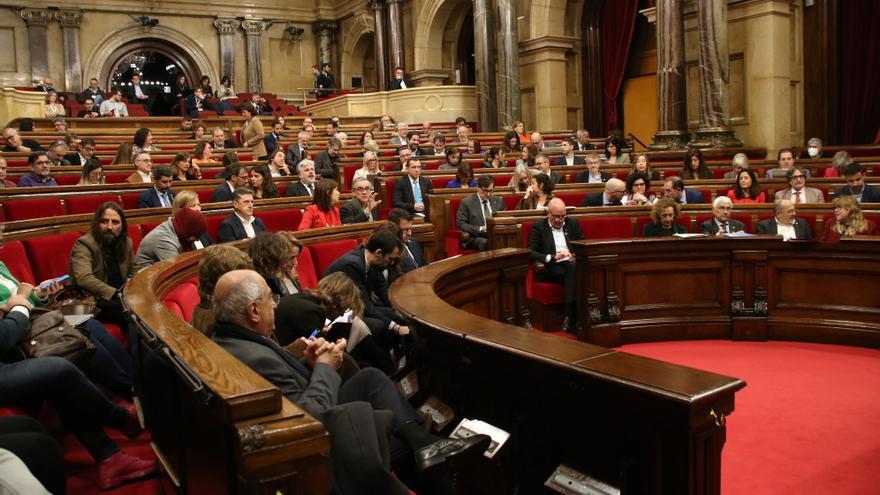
{"left": 19, "top": 308, "right": 96, "bottom": 366}
{"left": 48, "top": 286, "right": 98, "bottom": 316}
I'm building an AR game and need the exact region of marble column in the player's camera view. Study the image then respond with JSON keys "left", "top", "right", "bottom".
{"left": 691, "top": 0, "right": 743, "bottom": 148}
{"left": 241, "top": 19, "right": 270, "bottom": 94}
{"left": 472, "top": 0, "right": 498, "bottom": 130}
{"left": 370, "top": 0, "right": 389, "bottom": 91}
{"left": 214, "top": 18, "right": 240, "bottom": 87}
{"left": 55, "top": 10, "right": 84, "bottom": 93}
{"left": 386, "top": 0, "right": 405, "bottom": 73}
{"left": 495, "top": 0, "right": 521, "bottom": 128}
{"left": 313, "top": 21, "right": 338, "bottom": 68}
{"left": 19, "top": 8, "right": 52, "bottom": 85}
{"left": 648, "top": 0, "right": 690, "bottom": 150}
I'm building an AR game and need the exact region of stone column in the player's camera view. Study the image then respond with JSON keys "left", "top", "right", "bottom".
{"left": 386, "top": 0, "right": 405, "bottom": 73}
{"left": 691, "top": 0, "right": 743, "bottom": 148}
{"left": 313, "top": 21, "right": 338, "bottom": 68}
{"left": 19, "top": 8, "right": 52, "bottom": 85}
{"left": 370, "top": 0, "right": 389, "bottom": 91}
{"left": 241, "top": 19, "right": 270, "bottom": 94}
{"left": 472, "top": 0, "right": 498, "bottom": 130}
{"left": 495, "top": 0, "right": 521, "bottom": 128}
{"left": 55, "top": 10, "right": 84, "bottom": 93}
{"left": 519, "top": 37, "right": 573, "bottom": 132}
{"left": 647, "top": 0, "right": 690, "bottom": 150}
{"left": 214, "top": 18, "right": 240, "bottom": 87}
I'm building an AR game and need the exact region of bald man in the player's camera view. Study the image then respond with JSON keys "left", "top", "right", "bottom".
{"left": 527, "top": 198, "right": 583, "bottom": 332}
{"left": 580, "top": 178, "right": 626, "bottom": 207}
{"left": 211, "top": 270, "right": 489, "bottom": 494}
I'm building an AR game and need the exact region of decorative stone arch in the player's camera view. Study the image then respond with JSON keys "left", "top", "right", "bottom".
{"left": 340, "top": 13, "right": 375, "bottom": 89}
{"left": 81, "top": 25, "right": 218, "bottom": 91}
{"left": 413, "top": 0, "right": 472, "bottom": 72}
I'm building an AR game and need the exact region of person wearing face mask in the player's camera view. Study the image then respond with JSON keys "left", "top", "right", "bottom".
{"left": 802, "top": 137, "right": 824, "bottom": 159}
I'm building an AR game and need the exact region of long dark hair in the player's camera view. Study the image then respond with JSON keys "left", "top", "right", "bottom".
{"left": 683, "top": 148, "right": 709, "bottom": 180}
{"left": 733, "top": 169, "right": 761, "bottom": 199}
{"left": 314, "top": 179, "right": 339, "bottom": 212}
{"left": 133, "top": 128, "right": 151, "bottom": 148}
{"left": 251, "top": 164, "right": 279, "bottom": 199}
{"left": 91, "top": 201, "right": 130, "bottom": 262}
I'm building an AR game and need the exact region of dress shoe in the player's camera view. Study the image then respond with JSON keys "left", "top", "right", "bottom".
{"left": 118, "top": 402, "right": 143, "bottom": 439}
{"left": 414, "top": 434, "right": 491, "bottom": 478}
{"left": 97, "top": 450, "right": 158, "bottom": 490}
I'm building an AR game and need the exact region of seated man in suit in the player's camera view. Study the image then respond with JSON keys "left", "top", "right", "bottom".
{"left": 210, "top": 163, "right": 251, "bottom": 203}
{"left": 406, "top": 131, "right": 429, "bottom": 157}
{"left": 184, "top": 87, "right": 216, "bottom": 119}
{"left": 428, "top": 133, "right": 452, "bottom": 157}
{"left": 528, "top": 198, "right": 583, "bottom": 332}
{"left": 388, "top": 208, "right": 426, "bottom": 274}
{"left": 217, "top": 187, "right": 266, "bottom": 242}
{"left": 774, "top": 167, "right": 824, "bottom": 204}
{"left": 389, "top": 123, "right": 409, "bottom": 146}
{"left": 314, "top": 137, "right": 341, "bottom": 180}
{"left": 575, "top": 154, "right": 610, "bottom": 184}
{"left": 580, "top": 178, "right": 626, "bottom": 207}
{"left": 285, "top": 131, "right": 309, "bottom": 168}
{"left": 535, "top": 153, "right": 563, "bottom": 185}
{"left": 64, "top": 137, "right": 95, "bottom": 166}
{"left": 211, "top": 270, "right": 489, "bottom": 495}
{"left": 575, "top": 129, "right": 595, "bottom": 151}
{"left": 553, "top": 139, "right": 586, "bottom": 166}
{"left": 340, "top": 177, "right": 381, "bottom": 224}
{"left": 766, "top": 148, "right": 808, "bottom": 179}
{"left": 136, "top": 166, "right": 176, "bottom": 208}
{"left": 388, "top": 66, "right": 414, "bottom": 90}
{"left": 662, "top": 176, "right": 706, "bottom": 204}
{"left": 835, "top": 162, "right": 880, "bottom": 203}
{"left": 124, "top": 74, "right": 151, "bottom": 114}
{"left": 284, "top": 160, "right": 318, "bottom": 198}
{"left": 263, "top": 120, "right": 285, "bottom": 157}
{"left": 755, "top": 199, "right": 813, "bottom": 241}
{"left": 457, "top": 175, "right": 507, "bottom": 251}
{"left": 388, "top": 146, "right": 412, "bottom": 172}
{"left": 392, "top": 157, "right": 431, "bottom": 219}
{"left": 211, "top": 127, "right": 237, "bottom": 151}
{"left": 125, "top": 152, "right": 153, "bottom": 184}
{"left": 700, "top": 196, "right": 747, "bottom": 235}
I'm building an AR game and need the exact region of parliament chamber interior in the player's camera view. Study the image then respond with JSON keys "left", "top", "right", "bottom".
{"left": 0, "top": 0, "right": 878, "bottom": 494}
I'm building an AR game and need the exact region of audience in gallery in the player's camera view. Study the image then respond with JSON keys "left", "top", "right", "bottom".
{"left": 642, "top": 198, "right": 687, "bottom": 237}
{"left": 516, "top": 172, "right": 555, "bottom": 210}
{"left": 99, "top": 88, "right": 128, "bottom": 117}
{"left": 341, "top": 177, "right": 381, "bottom": 224}
{"left": 629, "top": 153, "right": 660, "bottom": 181}
{"left": 823, "top": 194, "right": 879, "bottom": 242}
{"left": 575, "top": 153, "right": 610, "bottom": 183}
{"left": 249, "top": 164, "right": 279, "bottom": 199}
{"left": 44, "top": 90, "right": 65, "bottom": 118}
{"left": 78, "top": 77, "right": 105, "bottom": 107}
{"left": 17, "top": 152, "right": 57, "bottom": 187}
{"left": 681, "top": 147, "right": 711, "bottom": 180}
{"left": 445, "top": 163, "right": 477, "bottom": 189}
{"left": 78, "top": 98, "right": 100, "bottom": 117}
{"left": 285, "top": 160, "right": 318, "bottom": 197}
{"left": 727, "top": 168, "right": 765, "bottom": 203}
{"left": 622, "top": 172, "right": 656, "bottom": 206}
{"left": 457, "top": 175, "right": 506, "bottom": 251}
{"left": 766, "top": 147, "right": 807, "bottom": 179}
{"left": 755, "top": 199, "right": 813, "bottom": 241}
{"left": 580, "top": 178, "right": 626, "bottom": 207}
{"left": 217, "top": 187, "right": 266, "bottom": 243}
{"left": 135, "top": 206, "right": 207, "bottom": 270}
{"left": 700, "top": 196, "right": 746, "bottom": 236}
{"left": 774, "top": 166, "right": 823, "bottom": 203}
{"left": 215, "top": 75, "right": 236, "bottom": 101}
{"left": 835, "top": 162, "right": 880, "bottom": 203}
{"left": 125, "top": 151, "right": 153, "bottom": 184}
{"left": 299, "top": 179, "right": 342, "bottom": 230}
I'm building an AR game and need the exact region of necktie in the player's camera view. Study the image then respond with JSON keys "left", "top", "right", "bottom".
{"left": 307, "top": 183, "right": 313, "bottom": 196}
{"left": 794, "top": 191, "right": 801, "bottom": 204}
{"left": 412, "top": 180, "right": 422, "bottom": 204}
{"left": 482, "top": 200, "right": 492, "bottom": 226}
{"left": 160, "top": 193, "right": 169, "bottom": 208}
{"left": 721, "top": 222, "right": 729, "bottom": 233}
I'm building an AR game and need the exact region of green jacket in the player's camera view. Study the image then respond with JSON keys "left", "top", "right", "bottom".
{"left": 0, "top": 262, "right": 47, "bottom": 308}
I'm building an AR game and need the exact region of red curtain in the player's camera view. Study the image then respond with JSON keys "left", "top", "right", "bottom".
{"left": 600, "top": 0, "right": 639, "bottom": 134}
{"left": 838, "top": 0, "right": 880, "bottom": 144}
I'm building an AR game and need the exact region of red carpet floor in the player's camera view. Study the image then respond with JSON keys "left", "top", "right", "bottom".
{"left": 618, "top": 340, "right": 880, "bottom": 495}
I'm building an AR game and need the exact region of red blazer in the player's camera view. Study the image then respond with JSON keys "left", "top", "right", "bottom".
{"left": 822, "top": 219, "right": 879, "bottom": 242}
{"left": 299, "top": 205, "right": 341, "bottom": 230}
{"left": 726, "top": 190, "right": 766, "bottom": 204}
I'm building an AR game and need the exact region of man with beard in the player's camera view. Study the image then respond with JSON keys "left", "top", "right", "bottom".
{"left": 70, "top": 202, "right": 136, "bottom": 325}
{"left": 314, "top": 137, "right": 341, "bottom": 179}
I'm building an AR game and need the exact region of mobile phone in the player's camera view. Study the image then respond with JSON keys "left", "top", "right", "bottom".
{"left": 39, "top": 274, "right": 69, "bottom": 290}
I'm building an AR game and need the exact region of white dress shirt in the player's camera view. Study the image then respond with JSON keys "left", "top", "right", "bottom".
{"left": 776, "top": 220, "right": 796, "bottom": 241}
{"left": 236, "top": 213, "right": 257, "bottom": 238}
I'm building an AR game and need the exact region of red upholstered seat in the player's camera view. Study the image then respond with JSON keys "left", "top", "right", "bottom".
{"left": 22, "top": 231, "right": 82, "bottom": 282}
{"left": 162, "top": 282, "right": 199, "bottom": 323}
{"left": 0, "top": 240, "right": 36, "bottom": 284}
{"left": 277, "top": 183, "right": 287, "bottom": 197}
{"left": 128, "top": 225, "right": 143, "bottom": 253}
{"left": 121, "top": 192, "right": 141, "bottom": 210}
{"left": 580, "top": 217, "right": 634, "bottom": 239}
{"left": 521, "top": 221, "right": 564, "bottom": 305}
{"left": 554, "top": 192, "right": 587, "bottom": 207}
{"left": 3, "top": 198, "right": 65, "bottom": 221}
{"left": 501, "top": 194, "right": 520, "bottom": 210}
{"left": 140, "top": 221, "right": 162, "bottom": 236}
{"left": 104, "top": 172, "right": 130, "bottom": 183}
{"left": 205, "top": 214, "right": 225, "bottom": 242}
{"left": 311, "top": 239, "right": 357, "bottom": 278}
{"left": 445, "top": 197, "right": 478, "bottom": 257}
{"left": 102, "top": 322, "right": 128, "bottom": 348}
{"left": 56, "top": 175, "right": 80, "bottom": 186}
{"left": 296, "top": 247, "right": 318, "bottom": 289}
{"left": 259, "top": 209, "right": 303, "bottom": 232}
{"left": 196, "top": 189, "right": 215, "bottom": 205}
{"left": 431, "top": 177, "right": 452, "bottom": 190}
{"left": 66, "top": 194, "right": 122, "bottom": 215}
{"left": 492, "top": 174, "right": 513, "bottom": 187}
{"left": 201, "top": 168, "right": 221, "bottom": 179}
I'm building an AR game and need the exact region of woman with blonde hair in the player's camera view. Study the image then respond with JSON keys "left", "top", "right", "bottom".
{"left": 823, "top": 195, "right": 879, "bottom": 242}
{"left": 44, "top": 90, "right": 66, "bottom": 118}
{"left": 111, "top": 142, "right": 135, "bottom": 165}
{"left": 352, "top": 151, "right": 381, "bottom": 187}
{"left": 508, "top": 162, "right": 532, "bottom": 193}
{"left": 629, "top": 153, "right": 660, "bottom": 181}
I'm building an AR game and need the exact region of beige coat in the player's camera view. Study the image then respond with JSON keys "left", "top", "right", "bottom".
{"left": 69, "top": 232, "right": 136, "bottom": 300}
{"left": 241, "top": 117, "right": 267, "bottom": 159}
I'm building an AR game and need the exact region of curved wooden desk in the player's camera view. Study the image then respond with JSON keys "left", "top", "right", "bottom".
{"left": 572, "top": 237, "right": 880, "bottom": 348}
{"left": 390, "top": 249, "right": 745, "bottom": 494}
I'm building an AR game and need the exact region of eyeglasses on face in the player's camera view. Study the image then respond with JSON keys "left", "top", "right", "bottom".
{"left": 353, "top": 187, "right": 373, "bottom": 193}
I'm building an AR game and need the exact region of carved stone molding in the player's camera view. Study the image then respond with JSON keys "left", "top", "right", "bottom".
{"left": 213, "top": 17, "right": 241, "bottom": 35}
{"left": 238, "top": 424, "right": 266, "bottom": 453}
{"left": 20, "top": 8, "right": 52, "bottom": 26}
{"left": 241, "top": 19, "right": 270, "bottom": 36}
{"left": 606, "top": 292, "right": 621, "bottom": 322}
{"left": 55, "top": 10, "right": 84, "bottom": 29}
{"left": 313, "top": 20, "right": 338, "bottom": 34}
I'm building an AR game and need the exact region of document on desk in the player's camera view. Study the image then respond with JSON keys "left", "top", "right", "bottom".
{"left": 724, "top": 232, "right": 755, "bottom": 237}
{"left": 449, "top": 419, "right": 510, "bottom": 459}
{"left": 673, "top": 233, "right": 707, "bottom": 238}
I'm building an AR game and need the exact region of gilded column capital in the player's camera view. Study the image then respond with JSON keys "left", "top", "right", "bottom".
{"left": 241, "top": 19, "right": 270, "bottom": 36}
{"left": 312, "top": 20, "right": 338, "bottom": 34}
{"left": 213, "top": 17, "right": 241, "bottom": 35}
{"left": 20, "top": 8, "right": 52, "bottom": 26}
{"left": 55, "top": 10, "right": 84, "bottom": 29}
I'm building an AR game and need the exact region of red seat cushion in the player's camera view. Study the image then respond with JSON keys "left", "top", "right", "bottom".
{"left": 66, "top": 195, "right": 121, "bottom": 215}
{"left": 128, "top": 225, "right": 143, "bottom": 253}
{"left": 197, "top": 189, "right": 215, "bottom": 205}
{"left": 101, "top": 322, "right": 128, "bottom": 348}
{"left": 260, "top": 208, "right": 303, "bottom": 232}
{"left": 521, "top": 222, "right": 565, "bottom": 305}
{"left": 56, "top": 175, "right": 80, "bottom": 186}
{"left": 580, "top": 217, "right": 634, "bottom": 239}
{"left": 162, "top": 282, "right": 199, "bottom": 323}
{"left": 22, "top": 231, "right": 83, "bottom": 282}
{"left": 296, "top": 247, "right": 318, "bottom": 289}
{"left": 554, "top": 192, "right": 587, "bottom": 207}
{"left": 312, "top": 239, "right": 358, "bottom": 278}
{"left": 0, "top": 240, "right": 36, "bottom": 284}
{"left": 121, "top": 193, "right": 141, "bottom": 210}
{"left": 4, "top": 198, "right": 65, "bottom": 221}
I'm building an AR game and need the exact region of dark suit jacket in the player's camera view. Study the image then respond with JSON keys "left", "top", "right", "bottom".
{"left": 136, "top": 187, "right": 176, "bottom": 209}
{"left": 528, "top": 218, "right": 584, "bottom": 263}
{"left": 700, "top": 218, "right": 747, "bottom": 235}
{"left": 264, "top": 132, "right": 283, "bottom": 157}
{"left": 209, "top": 181, "right": 235, "bottom": 203}
{"left": 575, "top": 171, "right": 611, "bottom": 184}
{"left": 64, "top": 152, "right": 87, "bottom": 166}
{"left": 184, "top": 94, "right": 210, "bottom": 118}
{"left": 388, "top": 77, "right": 414, "bottom": 90}
{"left": 580, "top": 191, "right": 621, "bottom": 207}
{"left": 681, "top": 189, "right": 706, "bottom": 204}
{"left": 314, "top": 150, "right": 338, "bottom": 179}
{"left": 284, "top": 181, "right": 313, "bottom": 198}
{"left": 643, "top": 223, "right": 687, "bottom": 237}
{"left": 78, "top": 88, "right": 104, "bottom": 104}
{"left": 400, "top": 239, "right": 426, "bottom": 273}
{"left": 125, "top": 85, "right": 150, "bottom": 105}
{"left": 392, "top": 177, "right": 431, "bottom": 215}
{"left": 339, "top": 198, "right": 379, "bottom": 224}
{"left": 217, "top": 213, "right": 266, "bottom": 243}
{"left": 755, "top": 218, "right": 813, "bottom": 239}
{"left": 3, "top": 140, "right": 43, "bottom": 153}
{"left": 576, "top": 143, "right": 595, "bottom": 151}
{"left": 553, "top": 155, "right": 586, "bottom": 166}
{"left": 835, "top": 184, "right": 880, "bottom": 203}
{"left": 547, "top": 171, "right": 564, "bottom": 185}
{"left": 324, "top": 246, "right": 394, "bottom": 326}
{"left": 457, "top": 193, "right": 506, "bottom": 239}
{"left": 285, "top": 143, "right": 307, "bottom": 167}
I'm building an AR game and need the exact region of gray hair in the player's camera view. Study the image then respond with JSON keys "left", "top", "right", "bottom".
{"left": 213, "top": 278, "right": 264, "bottom": 325}
{"left": 585, "top": 153, "right": 601, "bottom": 164}
{"left": 732, "top": 153, "right": 749, "bottom": 168}
{"left": 713, "top": 196, "right": 733, "bottom": 209}
{"left": 807, "top": 137, "right": 823, "bottom": 147}
{"left": 297, "top": 159, "right": 315, "bottom": 173}
{"left": 576, "top": 129, "right": 590, "bottom": 139}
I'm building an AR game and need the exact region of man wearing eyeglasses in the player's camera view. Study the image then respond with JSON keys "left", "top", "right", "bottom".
{"left": 528, "top": 198, "right": 583, "bottom": 332}
{"left": 340, "top": 177, "right": 381, "bottom": 224}
{"left": 18, "top": 152, "right": 59, "bottom": 187}
{"left": 126, "top": 152, "right": 153, "bottom": 184}
{"left": 64, "top": 137, "right": 95, "bottom": 166}
{"left": 774, "top": 166, "right": 823, "bottom": 204}
{"left": 457, "top": 175, "right": 506, "bottom": 251}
